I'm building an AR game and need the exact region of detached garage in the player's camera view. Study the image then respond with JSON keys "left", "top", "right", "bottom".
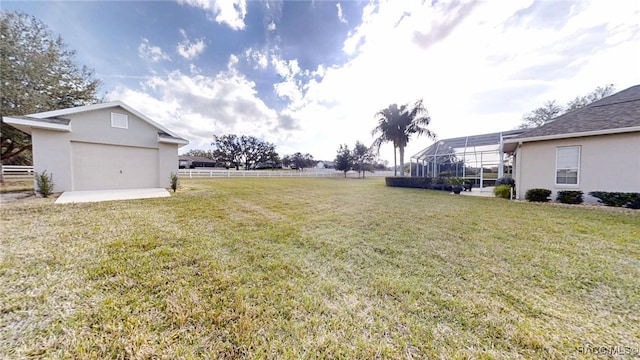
{"left": 3, "top": 101, "right": 188, "bottom": 192}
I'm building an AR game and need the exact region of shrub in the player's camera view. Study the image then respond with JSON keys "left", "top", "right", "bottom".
{"left": 525, "top": 188, "right": 551, "bottom": 202}
{"left": 495, "top": 177, "right": 515, "bottom": 187}
{"left": 385, "top": 177, "right": 433, "bottom": 189}
{"left": 556, "top": 190, "right": 583, "bottom": 204}
{"left": 589, "top": 191, "right": 640, "bottom": 208}
{"left": 170, "top": 172, "right": 179, "bottom": 192}
{"left": 627, "top": 194, "right": 640, "bottom": 209}
{"left": 449, "top": 177, "right": 463, "bottom": 186}
{"left": 35, "top": 170, "right": 54, "bottom": 197}
{"left": 493, "top": 184, "right": 512, "bottom": 199}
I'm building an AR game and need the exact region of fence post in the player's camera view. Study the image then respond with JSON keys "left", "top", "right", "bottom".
{"left": 189, "top": 170, "right": 192, "bottom": 179}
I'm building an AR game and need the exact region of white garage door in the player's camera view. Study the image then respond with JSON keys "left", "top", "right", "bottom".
{"left": 71, "top": 142, "right": 159, "bottom": 190}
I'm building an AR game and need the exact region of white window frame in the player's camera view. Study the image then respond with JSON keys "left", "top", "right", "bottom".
{"left": 555, "top": 146, "right": 580, "bottom": 186}
{"left": 111, "top": 112, "right": 128, "bottom": 129}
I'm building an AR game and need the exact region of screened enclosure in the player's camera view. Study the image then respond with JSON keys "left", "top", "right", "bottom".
{"left": 410, "top": 130, "right": 525, "bottom": 188}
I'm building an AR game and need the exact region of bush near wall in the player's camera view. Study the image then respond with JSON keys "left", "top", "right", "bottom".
{"left": 525, "top": 188, "right": 551, "bottom": 202}
{"left": 589, "top": 191, "right": 640, "bottom": 209}
{"left": 493, "top": 185, "right": 512, "bottom": 199}
{"left": 556, "top": 190, "right": 583, "bottom": 204}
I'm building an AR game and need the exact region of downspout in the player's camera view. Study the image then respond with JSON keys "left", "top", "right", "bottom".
{"left": 515, "top": 142, "right": 523, "bottom": 200}
{"left": 498, "top": 132, "right": 504, "bottom": 178}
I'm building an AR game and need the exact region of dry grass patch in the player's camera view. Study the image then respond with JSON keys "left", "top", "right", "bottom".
{"left": 1, "top": 177, "right": 638, "bottom": 359}
{"left": 0, "top": 176, "right": 34, "bottom": 194}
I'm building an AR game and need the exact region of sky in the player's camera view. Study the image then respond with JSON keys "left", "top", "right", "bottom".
{"left": 3, "top": 0, "right": 640, "bottom": 164}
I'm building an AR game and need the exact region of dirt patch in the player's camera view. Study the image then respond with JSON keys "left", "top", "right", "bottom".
{"left": 0, "top": 191, "right": 57, "bottom": 205}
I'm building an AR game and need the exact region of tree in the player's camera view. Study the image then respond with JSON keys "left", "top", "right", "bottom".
{"left": 212, "top": 135, "right": 279, "bottom": 170}
{"left": 518, "top": 101, "right": 563, "bottom": 129}
{"left": 372, "top": 99, "right": 436, "bottom": 177}
{"left": 211, "top": 134, "right": 243, "bottom": 170}
{"left": 371, "top": 104, "right": 400, "bottom": 176}
{"left": 334, "top": 144, "right": 352, "bottom": 178}
{"left": 281, "top": 154, "right": 292, "bottom": 168}
{"left": 566, "top": 84, "right": 614, "bottom": 112}
{"left": 182, "top": 149, "right": 214, "bottom": 158}
{"left": 238, "top": 135, "right": 277, "bottom": 170}
{"left": 518, "top": 84, "right": 616, "bottom": 129}
{"left": 1, "top": 11, "right": 101, "bottom": 181}
{"left": 351, "top": 141, "right": 374, "bottom": 178}
{"left": 289, "top": 152, "right": 314, "bottom": 170}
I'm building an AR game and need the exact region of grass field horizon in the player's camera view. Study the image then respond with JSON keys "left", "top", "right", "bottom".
{"left": 2, "top": 177, "right": 638, "bottom": 358}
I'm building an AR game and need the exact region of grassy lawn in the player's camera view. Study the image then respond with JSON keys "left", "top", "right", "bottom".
{"left": 0, "top": 176, "right": 34, "bottom": 193}
{"left": 1, "top": 178, "right": 638, "bottom": 359}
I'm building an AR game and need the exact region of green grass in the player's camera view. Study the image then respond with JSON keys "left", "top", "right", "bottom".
{"left": 1, "top": 178, "right": 639, "bottom": 359}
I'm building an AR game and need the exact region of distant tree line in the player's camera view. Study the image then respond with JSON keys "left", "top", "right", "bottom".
{"left": 183, "top": 134, "right": 320, "bottom": 171}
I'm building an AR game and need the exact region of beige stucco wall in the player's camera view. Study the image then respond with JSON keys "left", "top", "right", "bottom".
{"left": 33, "top": 107, "right": 180, "bottom": 192}
{"left": 514, "top": 132, "right": 640, "bottom": 201}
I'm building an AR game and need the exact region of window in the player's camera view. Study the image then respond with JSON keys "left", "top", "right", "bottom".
{"left": 556, "top": 146, "right": 580, "bottom": 185}
{"left": 111, "top": 112, "right": 128, "bottom": 129}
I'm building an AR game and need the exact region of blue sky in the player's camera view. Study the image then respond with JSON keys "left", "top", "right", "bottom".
{"left": 4, "top": 0, "right": 640, "bottom": 163}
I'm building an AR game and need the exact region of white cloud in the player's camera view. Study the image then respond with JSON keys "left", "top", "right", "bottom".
{"left": 245, "top": 47, "right": 268, "bottom": 69}
{"left": 267, "top": 21, "right": 276, "bottom": 31}
{"left": 113, "top": 0, "right": 640, "bottom": 164}
{"left": 336, "top": 3, "right": 347, "bottom": 24}
{"left": 177, "top": 0, "right": 247, "bottom": 30}
{"left": 277, "top": 0, "right": 640, "bottom": 162}
{"left": 107, "top": 55, "right": 299, "bottom": 152}
{"left": 271, "top": 56, "right": 300, "bottom": 78}
{"left": 177, "top": 29, "right": 206, "bottom": 60}
{"left": 138, "top": 38, "right": 171, "bottom": 63}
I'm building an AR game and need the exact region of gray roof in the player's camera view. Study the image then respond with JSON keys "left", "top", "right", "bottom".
{"left": 412, "top": 129, "right": 525, "bottom": 159}
{"left": 513, "top": 84, "right": 640, "bottom": 139}
{"left": 179, "top": 155, "right": 216, "bottom": 162}
{"left": 8, "top": 115, "right": 71, "bottom": 125}
{"left": 158, "top": 131, "right": 188, "bottom": 142}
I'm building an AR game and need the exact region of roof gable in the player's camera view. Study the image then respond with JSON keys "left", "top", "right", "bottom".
{"left": 21, "top": 101, "right": 187, "bottom": 143}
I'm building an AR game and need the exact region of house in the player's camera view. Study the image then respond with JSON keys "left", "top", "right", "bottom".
{"left": 316, "top": 161, "right": 335, "bottom": 169}
{"left": 3, "top": 101, "right": 188, "bottom": 192}
{"left": 179, "top": 156, "right": 218, "bottom": 168}
{"left": 503, "top": 85, "right": 640, "bottom": 201}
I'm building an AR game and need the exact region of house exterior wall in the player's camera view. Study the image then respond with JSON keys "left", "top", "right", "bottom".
{"left": 31, "top": 129, "right": 73, "bottom": 192}
{"left": 34, "top": 107, "right": 179, "bottom": 192}
{"left": 158, "top": 143, "right": 178, "bottom": 188}
{"left": 514, "top": 132, "right": 640, "bottom": 201}
{"left": 65, "top": 108, "right": 159, "bottom": 147}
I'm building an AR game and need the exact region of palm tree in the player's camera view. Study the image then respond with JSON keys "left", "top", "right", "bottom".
{"left": 372, "top": 104, "right": 401, "bottom": 175}
{"left": 372, "top": 99, "right": 436, "bottom": 177}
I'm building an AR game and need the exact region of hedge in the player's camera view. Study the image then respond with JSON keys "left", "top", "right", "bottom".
{"left": 589, "top": 191, "right": 640, "bottom": 209}
{"left": 385, "top": 177, "right": 434, "bottom": 189}
{"left": 384, "top": 177, "right": 455, "bottom": 192}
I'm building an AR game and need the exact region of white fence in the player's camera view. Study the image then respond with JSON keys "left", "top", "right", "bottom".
{"left": 2, "top": 165, "right": 34, "bottom": 176}
{"left": 179, "top": 168, "right": 394, "bottom": 179}
{"left": 0, "top": 166, "right": 393, "bottom": 179}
